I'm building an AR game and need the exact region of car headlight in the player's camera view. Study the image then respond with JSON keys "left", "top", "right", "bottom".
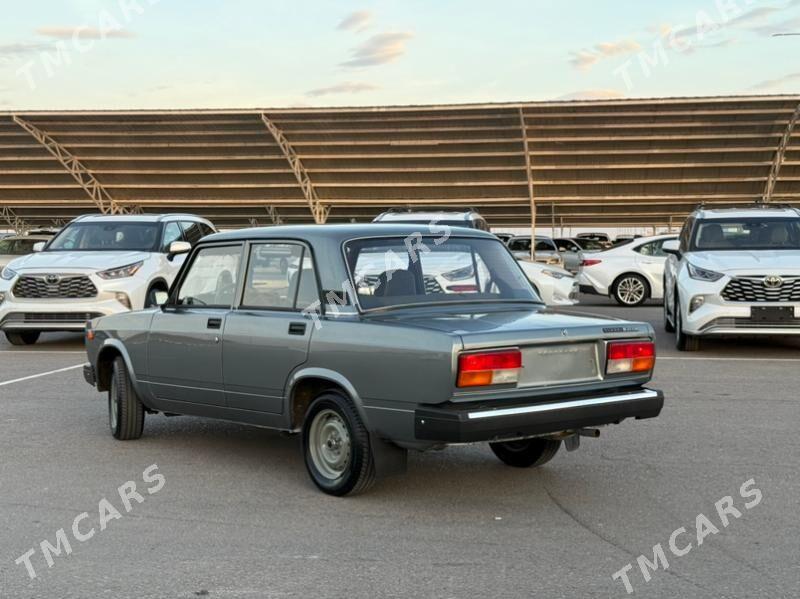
{"left": 97, "top": 261, "right": 143, "bottom": 280}
{"left": 687, "top": 263, "right": 724, "bottom": 282}
{"left": 441, "top": 265, "right": 475, "bottom": 281}
{"left": 541, "top": 268, "right": 570, "bottom": 280}
{"left": 0, "top": 266, "right": 17, "bottom": 281}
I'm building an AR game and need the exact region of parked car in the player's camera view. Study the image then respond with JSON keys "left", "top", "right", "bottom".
{"left": 0, "top": 234, "right": 54, "bottom": 269}
{"left": 83, "top": 224, "right": 663, "bottom": 496}
{"left": 578, "top": 234, "right": 678, "bottom": 306}
{"left": 614, "top": 234, "right": 643, "bottom": 244}
{"left": 576, "top": 232, "right": 613, "bottom": 248}
{"left": 663, "top": 204, "right": 800, "bottom": 351}
{"left": 372, "top": 208, "right": 490, "bottom": 231}
{"left": 517, "top": 260, "right": 579, "bottom": 306}
{"left": 570, "top": 237, "right": 607, "bottom": 253}
{"left": 0, "top": 213, "right": 215, "bottom": 345}
{"left": 507, "top": 236, "right": 565, "bottom": 268}
{"left": 551, "top": 238, "right": 585, "bottom": 274}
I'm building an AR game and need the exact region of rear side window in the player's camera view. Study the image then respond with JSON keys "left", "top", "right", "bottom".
{"left": 176, "top": 245, "right": 242, "bottom": 308}
{"left": 633, "top": 240, "right": 667, "bottom": 257}
{"left": 534, "top": 239, "right": 556, "bottom": 252}
{"left": 241, "top": 243, "right": 319, "bottom": 310}
{"left": 181, "top": 221, "right": 204, "bottom": 245}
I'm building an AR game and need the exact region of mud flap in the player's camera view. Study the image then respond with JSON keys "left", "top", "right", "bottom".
{"left": 370, "top": 433, "right": 408, "bottom": 478}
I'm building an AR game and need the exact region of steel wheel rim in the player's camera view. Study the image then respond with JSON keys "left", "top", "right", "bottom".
{"left": 308, "top": 409, "right": 351, "bottom": 480}
{"left": 618, "top": 278, "right": 645, "bottom": 304}
{"left": 109, "top": 378, "right": 119, "bottom": 432}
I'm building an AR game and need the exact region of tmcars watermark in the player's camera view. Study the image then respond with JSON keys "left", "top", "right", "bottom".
{"left": 16, "top": 0, "right": 163, "bottom": 91}
{"left": 611, "top": 478, "right": 763, "bottom": 594}
{"left": 300, "top": 221, "right": 452, "bottom": 330}
{"left": 13, "top": 464, "right": 165, "bottom": 581}
{"left": 613, "top": 0, "right": 760, "bottom": 92}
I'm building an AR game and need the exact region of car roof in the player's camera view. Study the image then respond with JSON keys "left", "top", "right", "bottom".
{"left": 71, "top": 213, "right": 211, "bottom": 224}
{"left": 374, "top": 210, "right": 483, "bottom": 222}
{"left": 694, "top": 206, "right": 800, "bottom": 219}
{"left": 205, "top": 223, "right": 496, "bottom": 244}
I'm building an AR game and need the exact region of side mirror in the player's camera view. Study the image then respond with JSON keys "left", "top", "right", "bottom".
{"left": 153, "top": 290, "right": 169, "bottom": 306}
{"left": 33, "top": 242, "right": 46, "bottom": 252}
{"left": 662, "top": 239, "right": 680, "bottom": 256}
{"left": 167, "top": 241, "right": 191, "bottom": 259}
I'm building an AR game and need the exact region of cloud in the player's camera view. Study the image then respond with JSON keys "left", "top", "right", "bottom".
{"left": 36, "top": 26, "right": 136, "bottom": 40}
{"left": 337, "top": 10, "right": 372, "bottom": 32}
{"left": 750, "top": 14, "right": 800, "bottom": 36}
{"left": 340, "top": 32, "right": 413, "bottom": 67}
{"left": 306, "top": 81, "right": 379, "bottom": 97}
{"left": 750, "top": 71, "right": 800, "bottom": 91}
{"left": 0, "top": 41, "right": 52, "bottom": 57}
{"left": 555, "top": 89, "right": 626, "bottom": 101}
{"left": 569, "top": 39, "right": 641, "bottom": 71}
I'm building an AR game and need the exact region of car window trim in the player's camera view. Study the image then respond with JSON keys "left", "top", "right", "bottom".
{"left": 237, "top": 240, "right": 323, "bottom": 313}
{"left": 166, "top": 241, "right": 246, "bottom": 311}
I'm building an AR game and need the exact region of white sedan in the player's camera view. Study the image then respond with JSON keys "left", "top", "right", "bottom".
{"left": 577, "top": 235, "right": 677, "bottom": 306}
{"left": 517, "top": 260, "right": 579, "bottom": 306}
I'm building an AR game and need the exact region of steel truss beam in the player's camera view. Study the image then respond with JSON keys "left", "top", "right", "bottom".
{"left": 13, "top": 115, "right": 138, "bottom": 215}
{"left": 260, "top": 113, "right": 329, "bottom": 224}
{"left": 763, "top": 102, "right": 800, "bottom": 202}
{"left": 1, "top": 206, "right": 31, "bottom": 234}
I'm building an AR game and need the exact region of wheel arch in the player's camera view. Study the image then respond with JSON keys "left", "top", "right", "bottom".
{"left": 285, "top": 368, "right": 367, "bottom": 431}
{"left": 95, "top": 340, "right": 139, "bottom": 394}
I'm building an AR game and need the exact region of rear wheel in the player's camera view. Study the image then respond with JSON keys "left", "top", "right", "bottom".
{"left": 109, "top": 357, "right": 145, "bottom": 440}
{"left": 302, "top": 392, "right": 375, "bottom": 496}
{"left": 612, "top": 274, "right": 649, "bottom": 307}
{"left": 5, "top": 331, "right": 40, "bottom": 346}
{"left": 490, "top": 438, "right": 561, "bottom": 468}
{"left": 675, "top": 297, "right": 700, "bottom": 352}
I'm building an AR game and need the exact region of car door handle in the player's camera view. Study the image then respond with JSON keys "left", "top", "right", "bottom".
{"left": 288, "top": 322, "right": 307, "bottom": 336}
{"left": 207, "top": 317, "right": 222, "bottom": 330}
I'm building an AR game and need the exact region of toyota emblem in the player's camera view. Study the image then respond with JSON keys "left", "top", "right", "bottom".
{"left": 763, "top": 276, "right": 784, "bottom": 289}
{"left": 45, "top": 274, "right": 60, "bottom": 285}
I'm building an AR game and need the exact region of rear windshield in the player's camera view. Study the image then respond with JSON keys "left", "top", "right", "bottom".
{"left": 47, "top": 222, "right": 161, "bottom": 252}
{"left": 345, "top": 236, "right": 539, "bottom": 311}
{"left": 691, "top": 218, "right": 800, "bottom": 251}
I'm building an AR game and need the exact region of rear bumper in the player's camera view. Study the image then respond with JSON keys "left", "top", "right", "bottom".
{"left": 414, "top": 387, "right": 663, "bottom": 443}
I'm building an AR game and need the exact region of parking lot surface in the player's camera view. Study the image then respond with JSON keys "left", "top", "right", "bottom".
{"left": 0, "top": 298, "right": 797, "bottom": 598}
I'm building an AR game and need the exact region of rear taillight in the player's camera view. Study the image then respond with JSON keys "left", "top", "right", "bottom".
{"left": 582, "top": 259, "right": 602, "bottom": 267}
{"left": 457, "top": 349, "right": 522, "bottom": 388}
{"left": 606, "top": 341, "right": 655, "bottom": 375}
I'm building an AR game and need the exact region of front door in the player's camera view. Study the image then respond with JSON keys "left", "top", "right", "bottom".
{"left": 223, "top": 242, "right": 319, "bottom": 413}
{"left": 147, "top": 243, "right": 244, "bottom": 406}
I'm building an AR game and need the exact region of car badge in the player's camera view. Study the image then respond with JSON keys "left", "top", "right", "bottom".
{"left": 561, "top": 329, "right": 569, "bottom": 337}
{"left": 763, "top": 276, "right": 783, "bottom": 289}
{"left": 45, "top": 274, "right": 61, "bottom": 285}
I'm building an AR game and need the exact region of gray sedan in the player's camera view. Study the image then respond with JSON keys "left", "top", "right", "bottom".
{"left": 84, "top": 224, "right": 663, "bottom": 496}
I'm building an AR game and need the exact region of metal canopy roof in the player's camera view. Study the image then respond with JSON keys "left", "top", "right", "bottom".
{"left": 1, "top": 94, "right": 799, "bottom": 231}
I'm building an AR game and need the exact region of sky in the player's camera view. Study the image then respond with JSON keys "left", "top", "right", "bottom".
{"left": 1, "top": 0, "right": 800, "bottom": 109}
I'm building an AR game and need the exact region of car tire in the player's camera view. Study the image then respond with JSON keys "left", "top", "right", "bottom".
{"left": 675, "top": 298, "right": 700, "bottom": 352}
{"left": 612, "top": 274, "right": 650, "bottom": 307}
{"left": 109, "top": 357, "right": 145, "bottom": 440}
{"left": 489, "top": 438, "right": 561, "bottom": 468}
{"left": 5, "top": 331, "right": 40, "bottom": 346}
{"left": 663, "top": 282, "right": 675, "bottom": 333}
{"left": 303, "top": 391, "right": 375, "bottom": 496}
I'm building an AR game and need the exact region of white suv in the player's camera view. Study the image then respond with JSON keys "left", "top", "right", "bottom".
{"left": 0, "top": 214, "right": 215, "bottom": 345}
{"left": 663, "top": 205, "right": 800, "bottom": 351}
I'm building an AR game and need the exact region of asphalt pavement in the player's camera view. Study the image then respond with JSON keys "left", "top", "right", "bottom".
{"left": 0, "top": 297, "right": 797, "bottom": 598}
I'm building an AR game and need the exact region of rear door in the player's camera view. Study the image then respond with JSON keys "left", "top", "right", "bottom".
{"left": 223, "top": 242, "right": 320, "bottom": 413}
{"left": 633, "top": 239, "right": 671, "bottom": 295}
{"left": 147, "top": 243, "right": 244, "bottom": 406}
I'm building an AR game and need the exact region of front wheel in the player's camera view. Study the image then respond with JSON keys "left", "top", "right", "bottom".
{"left": 612, "top": 274, "right": 649, "bottom": 307}
{"left": 490, "top": 438, "right": 561, "bottom": 468}
{"left": 663, "top": 283, "right": 675, "bottom": 333}
{"left": 109, "top": 357, "right": 145, "bottom": 440}
{"left": 5, "top": 331, "right": 40, "bottom": 346}
{"left": 302, "top": 392, "right": 375, "bottom": 496}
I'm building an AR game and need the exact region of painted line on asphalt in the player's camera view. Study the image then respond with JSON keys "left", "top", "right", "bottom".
{"left": 0, "top": 363, "right": 86, "bottom": 387}
{"left": 0, "top": 351, "right": 85, "bottom": 354}
{"left": 659, "top": 356, "right": 800, "bottom": 362}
